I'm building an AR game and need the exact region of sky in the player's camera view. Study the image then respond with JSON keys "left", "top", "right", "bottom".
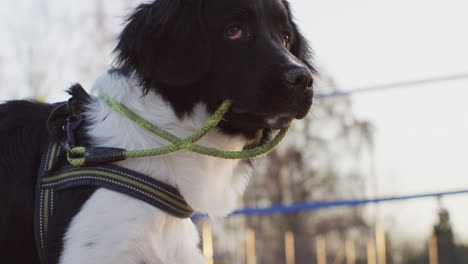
{"left": 288, "top": 0, "right": 468, "bottom": 243}
{"left": 1, "top": 0, "right": 467, "bottom": 245}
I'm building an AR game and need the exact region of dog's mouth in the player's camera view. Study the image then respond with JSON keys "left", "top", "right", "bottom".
{"left": 226, "top": 105, "right": 296, "bottom": 130}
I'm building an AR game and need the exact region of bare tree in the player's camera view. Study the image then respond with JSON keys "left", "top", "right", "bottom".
{"left": 0, "top": 0, "right": 124, "bottom": 101}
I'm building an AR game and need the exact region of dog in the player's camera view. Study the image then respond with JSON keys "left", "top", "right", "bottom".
{"left": 0, "top": 0, "right": 314, "bottom": 263}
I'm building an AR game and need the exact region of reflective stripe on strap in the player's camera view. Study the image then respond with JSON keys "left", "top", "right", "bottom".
{"left": 35, "top": 141, "right": 62, "bottom": 263}
{"left": 41, "top": 165, "right": 194, "bottom": 218}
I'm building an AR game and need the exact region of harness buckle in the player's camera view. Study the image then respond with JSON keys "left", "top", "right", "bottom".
{"left": 63, "top": 98, "right": 83, "bottom": 154}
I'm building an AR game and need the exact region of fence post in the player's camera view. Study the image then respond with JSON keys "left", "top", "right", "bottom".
{"left": 316, "top": 235, "right": 327, "bottom": 264}
{"left": 246, "top": 228, "right": 256, "bottom": 264}
{"left": 376, "top": 222, "right": 386, "bottom": 264}
{"left": 285, "top": 231, "right": 295, "bottom": 264}
{"left": 202, "top": 222, "right": 214, "bottom": 264}
{"left": 429, "top": 235, "right": 438, "bottom": 264}
{"left": 367, "top": 241, "right": 377, "bottom": 264}
{"left": 346, "top": 240, "right": 355, "bottom": 264}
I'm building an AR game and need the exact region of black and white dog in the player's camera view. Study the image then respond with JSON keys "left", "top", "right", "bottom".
{"left": 0, "top": 0, "right": 314, "bottom": 263}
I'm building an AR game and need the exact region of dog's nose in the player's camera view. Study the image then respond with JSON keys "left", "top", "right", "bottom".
{"left": 283, "top": 68, "right": 313, "bottom": 91}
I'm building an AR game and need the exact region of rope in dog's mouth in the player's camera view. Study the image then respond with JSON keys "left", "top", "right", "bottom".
{"left": 67, "top": 97, "right": 291, "bottom": 167}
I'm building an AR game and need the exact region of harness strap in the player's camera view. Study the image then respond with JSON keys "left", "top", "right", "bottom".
{"left": 35, "top": 141, "right": 62, "bottom": 263}
{"left": 35, "top": 141, "right": 194, "bottom": 263}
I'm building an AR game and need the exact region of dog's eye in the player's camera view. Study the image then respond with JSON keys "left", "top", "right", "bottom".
{"left": 225, "top": 25, "right": 243, "bottom": 40}
{"left": 282, "top": 34, "right": 291, "bottom": 47}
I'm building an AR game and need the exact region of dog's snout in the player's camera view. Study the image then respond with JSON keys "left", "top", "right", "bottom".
{"left": 283, "top": 68, "right": 313, "bottom": 91}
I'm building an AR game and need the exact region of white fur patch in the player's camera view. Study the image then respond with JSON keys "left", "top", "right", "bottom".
{"left": 59, "top": 73, "right": 252, "bottom": 264}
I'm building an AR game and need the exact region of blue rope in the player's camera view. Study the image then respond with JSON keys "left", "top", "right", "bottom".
{"left": 192, "top": 189, "right": 468, "bottom": 220}
{"left": 315, "top": 73, "right": 468, "bottom": 99}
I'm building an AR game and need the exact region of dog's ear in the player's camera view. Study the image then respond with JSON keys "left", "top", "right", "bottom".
{"left": 290, "top": 27, "right": 315, "bottom": 73}
{"left": 282, "top": 1, "right": 316, "bottom": 73}
{"left": 114, "top": 0, "right": 210, "bottom": 88}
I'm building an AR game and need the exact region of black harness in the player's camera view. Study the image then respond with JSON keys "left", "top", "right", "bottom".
{"left": 34, "top": 88, "right": 194, "bottom": 263}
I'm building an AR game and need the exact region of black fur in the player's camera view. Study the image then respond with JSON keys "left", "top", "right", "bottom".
{"left": 114, "top": 0, "right": 314, "bottom": 138}
{"left": 0, "top": 0, "right": 314, "bottom": 262}
{"left": 47, "top": 84, "right": 93, "bottom": 146}
{"left": 115, "top": 1, "right": 211, "bottom": 89}
{"left": 0, "top": 101, "right": 51, "bottom": 263}
{"left": 0, "top": 95, "right": 96, "bottom": 263}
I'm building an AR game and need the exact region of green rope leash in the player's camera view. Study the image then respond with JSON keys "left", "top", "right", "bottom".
{"left": 67, "top": 98, "right": 291, "bottom": 167}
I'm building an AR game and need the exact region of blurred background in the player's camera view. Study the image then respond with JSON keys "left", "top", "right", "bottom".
{"left": 1, "top": 0, "right": 467, "bottom": 263}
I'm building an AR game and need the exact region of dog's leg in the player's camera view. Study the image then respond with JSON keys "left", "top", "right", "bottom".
{"left": 59, "top": 189, "right": 204, "bottom": 264}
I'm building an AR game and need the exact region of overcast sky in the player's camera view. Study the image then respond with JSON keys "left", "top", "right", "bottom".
{"left": 1, "top": 0, "right": 467, "bottom": 244}
{"left": 289, "top": 0, "right": 468, "bottom": 243}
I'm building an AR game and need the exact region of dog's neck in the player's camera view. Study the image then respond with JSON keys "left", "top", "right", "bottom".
{"left": 84, "top": 72, "right": 252, "bottom": 217}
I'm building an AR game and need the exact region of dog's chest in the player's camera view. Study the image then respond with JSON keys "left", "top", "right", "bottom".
{"left": 59, "top": 188, "right": 204, "bottom": 264}
{"left": 55, "top": 73, "right": 252, "bottom": 263}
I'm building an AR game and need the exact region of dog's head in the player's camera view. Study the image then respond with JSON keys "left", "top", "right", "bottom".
{"left": 115, "top": 0, "right": 314, "bottom": 139}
